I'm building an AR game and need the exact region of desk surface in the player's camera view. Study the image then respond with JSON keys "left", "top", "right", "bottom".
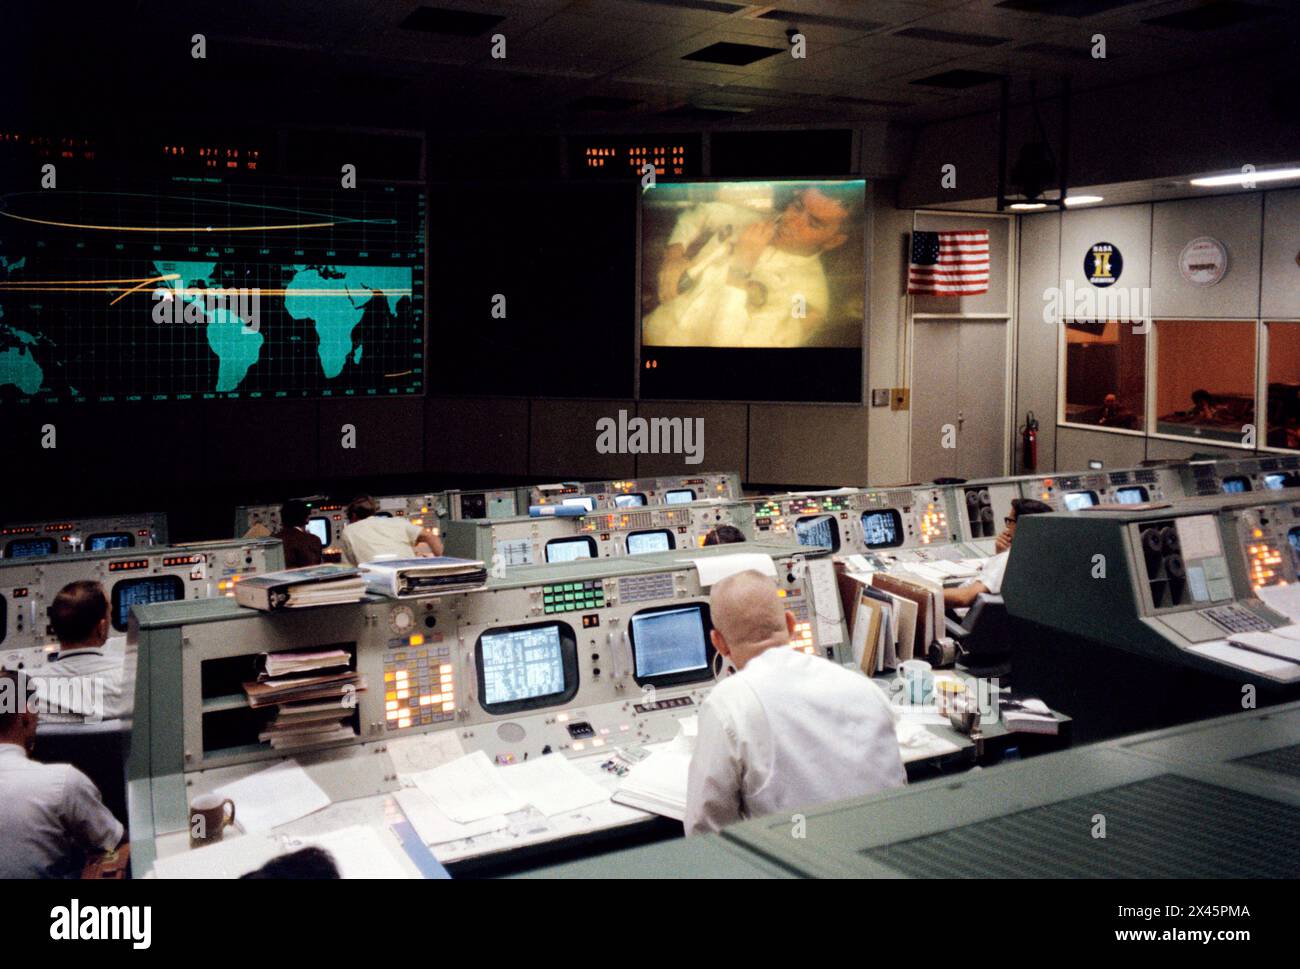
{"left": 140, "top": 713, "right": 977, "bottom": 878}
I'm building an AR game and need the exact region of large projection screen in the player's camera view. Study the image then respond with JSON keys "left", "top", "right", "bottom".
{"left": 639, "top": 178, "right": 866, "bottom": 403}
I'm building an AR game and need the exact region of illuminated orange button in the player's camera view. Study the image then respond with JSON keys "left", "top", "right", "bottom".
{"left": 409, "top": 634, "right": 424, "bottom": 646}
{"left": 385, "top": 691, "right": 397, "bottom": 702}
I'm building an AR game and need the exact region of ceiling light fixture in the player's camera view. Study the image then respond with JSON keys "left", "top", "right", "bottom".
{"left": 1190, "top": 167, "right": 1300, "bottom": 187}
{"left": 1063, "top": 195, "right": 1103, "bottom": 206}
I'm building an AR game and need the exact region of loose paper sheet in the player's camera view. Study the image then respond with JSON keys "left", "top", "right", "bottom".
{"left": 498, "top": 754, "right": 610, "bottom": 817}
{"left": 685, "top": 552, "right": 777, "bottom": 588}
{"left": 409, "top": 750, "right": 528, "bottom": 823}
{"left": 213, "top": 759, "right": 331, "bottom": 834}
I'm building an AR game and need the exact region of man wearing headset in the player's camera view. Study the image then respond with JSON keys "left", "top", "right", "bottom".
{"left": 684, "top": 570, "right": 905, "bottom": 835}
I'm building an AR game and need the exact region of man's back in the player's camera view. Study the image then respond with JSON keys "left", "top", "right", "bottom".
{"left": 340, "top": 516, "right": 422, "bottom": 565}
{"left": 686, "top": 647, "right": 905, "bottom": 834}
{"left": 276, "top": 526, "right": 325, "bottom": 569}
{"left": 0, "top": 744, "right": 123, "bottom": 878}
{"left": 36, "top": 637, "right": 134, "bottom": 723}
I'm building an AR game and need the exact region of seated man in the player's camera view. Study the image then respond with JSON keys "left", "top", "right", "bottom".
{"left": 36, "top": 581, "right": 133, "bottom": 723}
{"left": 0, "top": 670, "right": 124, "bottom": 878}
{"left": 702, "top": 524, "right": 746, "bottom": 546}
{"left": 685, "top": 570, "right": 905, "bottom": 835}
{"left": 944, "top": 498, "right": 1053, "bottom": 610}
{"left": 275, "top": 498, "right": 325, "bottom": 569}
{"left": 339, "top": 495, "right": 443, "bottom": 565}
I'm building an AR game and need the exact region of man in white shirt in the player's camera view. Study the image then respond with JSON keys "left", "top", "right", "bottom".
{"left": 685, "top": 570, "right": 905, "bottom": 835}
{"left": 35, "top": 580, "right": 133, "bottom": 724}
{"left": 339, "top": 495, "right": 443, "bottom": 565}
{"left": 945, "top": 498, "right": 1053, "bottom": 609}
{"left": 0, "top": 670, "right": 124, "bottom": 878}
{"left": 643, "top": 186, "right": 857, "bottom": 349}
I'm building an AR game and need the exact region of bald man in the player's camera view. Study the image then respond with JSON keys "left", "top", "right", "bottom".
{"left": 684, "top": 570, "right": 905, "bottom": 835}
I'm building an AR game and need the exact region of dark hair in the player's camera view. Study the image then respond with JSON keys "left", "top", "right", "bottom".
{"left": 240, "top": 846, "right": 340, "bottom": 880}
{"left": 1192, "top": 389, "right": 1212, "bottom": 406}
{"left": 0, "top": 669, "right": 35, "bottom": 733}
{"left": 347, "top": 495, "right": 378, "bottom": 523}
{"left": 281, "top": 499, "right": 310, "bottom": 529}
{"left": 703, "top": 525, "right": 746, "bottom": 546}
{"left": 1011, "top": 498, "right": 1053, "bottom": 519}
{"left": 48, "top": 580, "right": 110, "bottom": 644}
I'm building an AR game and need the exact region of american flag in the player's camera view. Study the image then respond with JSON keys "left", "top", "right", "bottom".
{"left": 907, "top": 229, "right": 990, "bottom": 296}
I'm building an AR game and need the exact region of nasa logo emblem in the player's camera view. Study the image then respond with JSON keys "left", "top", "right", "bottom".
{"left": 1084, "top": 242, "right": 1122, "bottom": 287}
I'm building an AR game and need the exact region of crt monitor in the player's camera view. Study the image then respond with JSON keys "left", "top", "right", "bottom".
{"left": 614, "top": 493, "right": 647, "bottom": 508}
{"left": 1114, "top": 486, "right": 1148, "bottom": 505}
{"left": 305, "top": 517, "right": 331, "bottom": 545}
{"left": 795, "top": 514, "right": 840, "bottom": 552}
{"left": 1063, "top": 491, "right": 1098, "bottom": 511}
{"left": 87, "top": 532, "right": 133, "bottom": 551}
{"left": 545, "top": 536, "right": 597, "bottom": 564}
{"left": 626, "top": 529, "right": 674, "bottom": 555}
{"left": 1264, "top": 473, "right": 1300, "bottom": 490}
{"left": 110, "top": 575, "right": 186, "bottom": 632}
{"left": 628, "top": 603, "right": 715, "bottom": 688}
{"left": 861, "top": 510, "right": 903, "bottom": 549}
{"left": 475, "top": 621, "right": 579, "bottom": 715}
{"left": 664, "top": 489, "right": 695, "bottom": 505}
{"left": 562, "top": 496, "right": 597, "bottom": 513}
{"left": 1222, "top": 476, "right": 1250, "bottom": 493}
{"left": 4, "top": 537, "right": 58, "bottom": 558}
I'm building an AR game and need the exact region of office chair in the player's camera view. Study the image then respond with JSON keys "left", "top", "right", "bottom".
{"left": 34, "top": 719, "right": 132, "bottom": 826}
{"left": 944, "top": 593, "right": 1013, "bottom": 676}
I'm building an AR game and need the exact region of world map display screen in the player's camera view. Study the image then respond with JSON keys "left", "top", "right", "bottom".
{"left": 0, "top": 180, "right": 425, "bottom": 403}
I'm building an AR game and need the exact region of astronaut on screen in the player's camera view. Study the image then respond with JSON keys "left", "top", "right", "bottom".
{"left": 642, "top": 184, "right": 855, "bottom": 349}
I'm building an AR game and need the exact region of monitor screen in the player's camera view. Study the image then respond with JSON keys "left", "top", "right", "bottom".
{"left": 629, "top": 603, "right": 714, "bottom": 687}
{"left": 665, "top": 489, "right": 695, "bottom": 505}
{"left": 88, "top": 532, "right": 133, "bottom": 551}
{"left": 614, "top": 493, "right": 647, "bottom": 508}
{"left": 861, "top": 510, "right": 903, "bottom": 549}
{"left": 1263, "top": 473, "right": 1299, "bottom": 490}
{"left": 562, "top": 496, "right": 597, "bottom": 513}
{"left": 476, "top": 622, "right": 578, "bottom": 714}
{"left": 305, "top": 517, "right": 331, "bottom": 545}
{"left": 545, "top": 536, "right": 596, "bottom": 563}
{"left": 627, "top": 530, "right": 674, "bottom": 555}
{"left": 1063, "top": 491, "right": 1098, "bottom": 511}
{"left": 1114, "top": 487, "right": 1148, "bottom": 505}
{"left": 1222, "top": 476, "right": 1250, "bottom": 493}
{"left": 796, "top": 514, "right": 840, "bottom": 551}
{"left": 111, "top": 575, "right": 186, "bottom": 631}
{"left": 4, "top": 537, "right": 58, "bottom": 559}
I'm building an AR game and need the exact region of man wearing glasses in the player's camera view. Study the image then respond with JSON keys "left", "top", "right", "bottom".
{"left": 944, "top": 498, "right": 1052, "bottom": 610}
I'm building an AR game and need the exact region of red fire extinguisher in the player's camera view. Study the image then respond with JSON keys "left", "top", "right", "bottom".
{"left": 1021, "top": 411, "right": 1039, "bottom": 473}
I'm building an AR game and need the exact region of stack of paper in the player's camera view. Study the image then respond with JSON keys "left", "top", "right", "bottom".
{"left": 243, "top": 649, "right": 365, "bottom": 748}
{"left": 611, "top": 725, "right": 696, "bottom": 820}
{"left": 611, "top": 746, "right": 692, "bottom": 820}
{"left": 262, "top": 649, "right": 350, "bottom": 679}
{"left": 999, "top": 696, "right": 1060, "bottom": 735}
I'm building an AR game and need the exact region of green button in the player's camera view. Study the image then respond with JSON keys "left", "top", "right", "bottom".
{"left": 544, "top": 605, "right": 554, "bottom": 613}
